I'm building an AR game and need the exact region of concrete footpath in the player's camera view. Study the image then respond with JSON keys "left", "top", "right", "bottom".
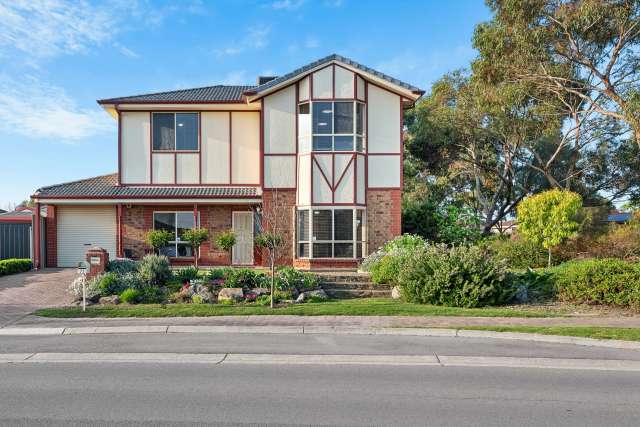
{"left": 2, "top": 321, "right": 640, "bottom": 350}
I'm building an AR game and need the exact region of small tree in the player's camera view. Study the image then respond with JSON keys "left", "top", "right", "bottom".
{"left": 517, "top": 189, "right": 582, "bottom": 267}
{"left": 214, "top": 230, "right": 236, "bottom": 261}
{"left": 255, "top": 188, "right": 289, "bottom": 308}
{"left": 145, "top": 230, "right": 173, "bottom": 255}
{"left": 182, "top": 228, "right": 209, "bottom": 268}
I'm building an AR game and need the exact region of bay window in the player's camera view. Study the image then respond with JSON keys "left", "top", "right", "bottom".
{"left": 306, "top": 101, "right": 365, "bottom": 152}
{"left": 152, "top": 112, "right": 199, "bottom": 151}
{"left": 296, "top": 208, "right": 366, "bottom": 258}
{"left": 153, "top": 212, "right": 198, "bottom": 257}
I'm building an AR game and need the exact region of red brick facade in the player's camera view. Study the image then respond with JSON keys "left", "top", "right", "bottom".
{"left": 122, "top": 204, "right": 254, "bottom": 266}
{"left": 260, "top": 189, "right": 296, "bottom": 266}
{"left": 365, "top": 189, "right": 402, "bottom": 253}
{"left": 45, "top": 205, "right": 57, "bottom": 268}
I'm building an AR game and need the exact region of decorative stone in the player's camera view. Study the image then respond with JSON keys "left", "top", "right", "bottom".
{"left": 295, "top": 293, "right": 305, "bottom": 303}
{"left": 217, "top": 287, "right": 244, "bottom": 302}
{"left": 391, "top": 286, "right": 401, "bottom": 299}
{"left": 298, "top": 289, "right": 327, "bottom": 302}
{"left": 98, "top": 295, "right": 121, "bottom": 305}
{"left": 251, "top": 288, "right": 270, "bottom": 296}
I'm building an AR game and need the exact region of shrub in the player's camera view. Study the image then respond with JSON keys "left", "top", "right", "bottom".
{"left": 192, "top": 294, "right": 204, "bottom": 304}
{"left": 255, "top": 295, "right": 271, "bottom": 306}
{"left": 118, "top": 272, "right": 145, "bottom": 290}
{"left": 364, "top": 234, "right": 427, "bottom": 284}
{"left": 68, "top": 276, "right": 101, "bottom": 300}
{"left": 504, "top": 268, "right": 555, "bottom": 304}
{"left": 275, "top": 267, "right": 318, "bottom": 291}
{"left": 173, "top": 266, "right": 199, "bottom": 283}
{"left": 550, "top": 259, "right": 640, "bottom": 309}
{"left": 214, "top": 230, "right": 236, "bottom": 253}
{"left": 119, "top": 288, "right": 141, "bottom": 304}
{"left": 207, "top": 267, "right": 232, "bottom": 281}
{"left": 145, "top": 230, "right": 173, "bottom": 254}
{"left": 224, "top": 268, "right": 265, "bottom": 289}
{"left": 397, "top": 244, "right": 509, "bottom": 308}
{"left": 0, "top": 258, "right": 32, "bottom": 276}
{"left": 106, "top": 259, "right": 138, "bottom": 274}
{"left": 138, "top": 286, "right": 165, "bottom": 303}
{"left": 488, "top": 236, "right": 548, "bottom": 269}
{"left": 138, "top": 254, "right": 171, "bottom": 286}
{"left": 97, "top": 272, "right": 126, "bottom": 296}
{"left": 182, "top": 228, "right": 209, "bottom": 268}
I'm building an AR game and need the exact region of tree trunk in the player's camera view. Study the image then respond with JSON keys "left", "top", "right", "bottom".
{"left": 194, "top": 246, "right": 198, "bottom": 269}
{"left": 548, "top": 247, "right": 552, "bottom": 268}
{"left": 270, "top": 259, "right": 275, "bottom": 309}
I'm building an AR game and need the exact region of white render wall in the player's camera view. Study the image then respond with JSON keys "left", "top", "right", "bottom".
{"left": 367, "top": 84, "right": 400, "bottom": 154}
{"left": 120, "top": 112, "right": 151, "bottom": 184}
{"left": 264, "top": 85, "right": 296, "bottom": 154}
{"left": 231, "top": 112, "right": 260, "bottom": 184}
{"left": 201, "top": 111, "right": 230, "bottom": 184}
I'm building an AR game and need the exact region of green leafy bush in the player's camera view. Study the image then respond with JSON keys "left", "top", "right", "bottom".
{"left": 504, "top": 268, "right": 555, "bottom": 303}
{"left": 550, "top": 259, "right": 640, "bottom": 310}
{"left": 106, "top": 259, "right": 138, "bottom": 274}
{"left": 138, "top": 254, "right": 171, "bottom": 286}
{"left": 363, "top": 234, "right": 427, "bottom": 284}
{"left": 275, "top": 267, "right": 318, "bottom": 291}
{"left": 224, "top": 268, "right": 266, "bottom": 289}
{"left": 173, "top": 266, "right": 199, "bottom": 283}
{"left": 68, "top": 276, "right": 101, "bottom": 300}
{"left": 0, "top": 258, "right": 32, "bottom": 276}
{"left": 255, "top": 295, "right": 271, "bottom": 306}
{"left": 145, "top": 230, "right": 173, "bottom": 253}
{"left": 214, "top": 230, "right": 236, "bottom": 253}
{"left": 97, "top": 272, "right": 126, "bottom": 296}
{"left": 191, "top": 294, "right": 204, "bottom": 304}
{"left": 489, "top": 236, "right": 549, "bottom": 269}
{"left": 397, "top": 244, "right": 509, "bottom": 308}
{"left": 138, "top": 286, "right": 165, "bottom": 304}
{"left": 118, "top": 272, "right": 145, "bottom": 290}
{"left": 207, "top": 267, "right": 232, "bottom": 281}
{"left": 119, "top": 288, "right": 141, "bottom": 304}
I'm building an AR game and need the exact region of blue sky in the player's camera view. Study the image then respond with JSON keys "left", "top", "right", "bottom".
{"left": 0, "top": 0, "right": 490, "bottom": 209}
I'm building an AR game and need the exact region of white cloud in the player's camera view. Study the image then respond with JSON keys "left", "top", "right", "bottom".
{"left": 215, "top": 25, "right": 271, "bottom": 57}
{"left": 0, "top": 76, "right": 113, "bottom": 141}
{"left": 304, "top": 37, "right": 319, "bottom": 49}
{"left": 269, "top": 0, "right": 305, "bottom": 10}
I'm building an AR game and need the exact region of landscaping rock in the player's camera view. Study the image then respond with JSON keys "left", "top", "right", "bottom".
{"left": 297, "top": 289, "right": 327, "bottom": 302}
{"left": 218, "top": 287, "right": 244, "bottom": 302}
{"left": 251, "top": 288, "right": 270, "bottom": 296}
{"left": 98, "top": 295, "right": 120, "bottom": 305}
{"left": 391, "top": 286, "right": 401, "bottom": 299}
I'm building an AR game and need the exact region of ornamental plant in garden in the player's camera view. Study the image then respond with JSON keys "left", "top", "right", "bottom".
{"left": 517, "top": 189, "right": 582, "bottom": 267}
{"left": 214, "top": 230, "right": 236, "bottom": 260}
{"left": 182, "top": 228, "right": 209, "bottom": 268}
{"left": 145, "top": 230, "right": 173, "bottom": 255}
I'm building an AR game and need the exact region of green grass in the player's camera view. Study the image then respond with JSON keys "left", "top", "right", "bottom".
{"left": 36, "top": 298, "right": 563, "bottom": 318}
{"left": 462, "top": 326, "right": 640, "bottom": 342}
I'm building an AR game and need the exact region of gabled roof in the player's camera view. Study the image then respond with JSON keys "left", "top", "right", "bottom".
{"left": 247, "top": 53, "right": 425, "bottom": 97}
{"left": 97, "top": 85, "right": 256, "bottom": 105}
{"left": 33, "top": 174, "right": 261, "bottom": 200}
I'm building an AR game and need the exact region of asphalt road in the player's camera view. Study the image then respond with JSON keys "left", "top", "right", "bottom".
{"left": 1, "top": 333, "right": 640, "bottom": 426}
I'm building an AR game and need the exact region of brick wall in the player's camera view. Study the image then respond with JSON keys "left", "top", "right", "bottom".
{"left": 260, "top": 189, "right": 296, "bottom": 266}
{"left": 366, "top": 189, "right": 402, "bottom": 254}
{"left": 121, "top": 204, "right": 255, "bottom": 266}
{"left": 45, "top": 205, "right": 57, "bottom": 268}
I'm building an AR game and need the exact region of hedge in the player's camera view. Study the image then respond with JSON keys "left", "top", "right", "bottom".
{"left": 0, "top": 258, "right": 32, "bottom": 276}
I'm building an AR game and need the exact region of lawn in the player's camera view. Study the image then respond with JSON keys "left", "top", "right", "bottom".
{"left": 462, "top": 326, "right": 640, "bottom": 342}
{"left": 35, "top": 298, "right": 564, "bottom": 318}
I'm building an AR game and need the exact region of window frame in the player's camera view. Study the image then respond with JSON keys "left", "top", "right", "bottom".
{"left": 151, "top": 112, "right": 200, "bottom": 152}
{"left": 296, "top": 207, "right": 366, "bottom": 259}
{"left": 307, "top": 101, "right": 366, "bottom": 153}
{"left": 152, "top": 211, "right": 201, "bottom": 258}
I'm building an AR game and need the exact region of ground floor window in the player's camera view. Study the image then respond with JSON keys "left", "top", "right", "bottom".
{"left": 296, "top": 207, "right": 365, "bottom": 259}
{"left": 153, "top": 211, "right": 198, "bottom": 257}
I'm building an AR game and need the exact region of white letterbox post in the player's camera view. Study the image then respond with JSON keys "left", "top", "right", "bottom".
{"left": 76, "top": 262, "right": 88, "bottom": 312}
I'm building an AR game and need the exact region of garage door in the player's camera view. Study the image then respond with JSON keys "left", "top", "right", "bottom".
{"left": 57, "top": 206, "right": 117, "bottom": 267}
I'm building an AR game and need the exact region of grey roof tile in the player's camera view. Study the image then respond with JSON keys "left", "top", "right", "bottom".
{"left": 249, "top": 53, "right": 425, "bottom": 95}
{"left": 34, "top": 174, "right": 260, "bottom": 199}
{"left": 97, "top": 85, "right": 256, "bottom": 104}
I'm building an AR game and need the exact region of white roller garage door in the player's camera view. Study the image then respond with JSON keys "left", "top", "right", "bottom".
{"left": 57, "top": 206, "right": 117, "bottom": 267}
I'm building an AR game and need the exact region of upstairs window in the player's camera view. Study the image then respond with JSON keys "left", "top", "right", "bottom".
{"left": 310, "top": 101, "right": 365, "bottom": 152}
{"left": 152, "top": 113, "right": 199, "bottom": 151}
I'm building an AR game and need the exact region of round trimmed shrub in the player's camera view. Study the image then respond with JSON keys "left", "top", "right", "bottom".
{"left": 119, "top": 288, "right": 141, "bottom": 304}
{"left": 106, "top": 259, "right": 138, "bottom": 274}
{"left": 97, "top": 272, "right": 126, "bottom": 296}
{"left": 397, "top": 244, "right": 509, "bottom": 308}
{"left": 138, "top": 254, "right": 171, "bottom": 286}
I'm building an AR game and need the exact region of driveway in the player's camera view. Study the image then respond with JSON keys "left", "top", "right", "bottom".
{"left": 0, "top": 269, "right": 75, "bottom": 326}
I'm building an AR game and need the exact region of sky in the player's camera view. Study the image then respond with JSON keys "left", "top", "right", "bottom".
{"left": 0, "top": 0, "right": 490, "bottom": 209}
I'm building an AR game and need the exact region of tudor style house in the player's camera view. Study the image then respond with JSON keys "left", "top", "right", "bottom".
{"left": 31, "top": 54, "right": 423, "bottom": 269}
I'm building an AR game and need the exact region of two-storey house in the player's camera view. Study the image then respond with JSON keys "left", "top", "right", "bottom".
{"left": 31, "top": 54, "right": 424, "bottom": 269}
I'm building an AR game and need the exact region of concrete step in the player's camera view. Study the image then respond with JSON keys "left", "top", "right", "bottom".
{"left": 315, "top": 273, "right": 371, "bottom": 284}
{"left": 324, "top": 289, "right": 392, "bottom": 299}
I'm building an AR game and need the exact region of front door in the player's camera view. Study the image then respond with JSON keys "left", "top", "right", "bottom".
{"left": 232, "top": 211, "right": 254, "bottom": 265}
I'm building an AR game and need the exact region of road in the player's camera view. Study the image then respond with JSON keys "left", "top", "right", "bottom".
{"left": 1, "top": 332, "right": 639, "bottom": 426}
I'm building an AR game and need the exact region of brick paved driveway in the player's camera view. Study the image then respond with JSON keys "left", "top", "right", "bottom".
{"left": 0, "top": 269, "right": 75, "bottom": 326}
